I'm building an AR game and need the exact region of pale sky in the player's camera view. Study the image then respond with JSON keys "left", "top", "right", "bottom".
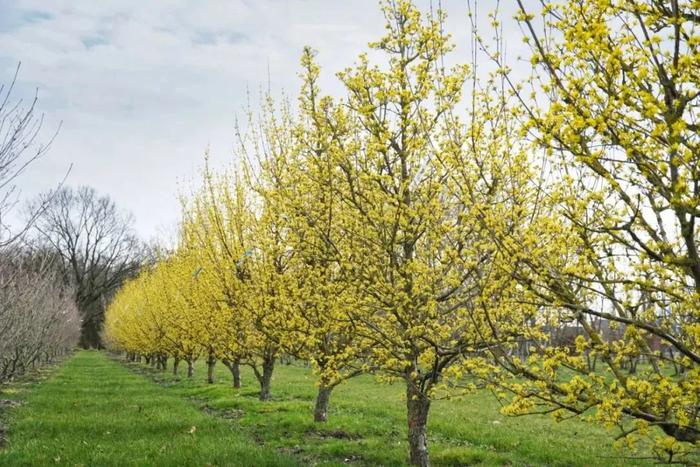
{"left": 0, "top": 0, "right": 524, "bottom": 242}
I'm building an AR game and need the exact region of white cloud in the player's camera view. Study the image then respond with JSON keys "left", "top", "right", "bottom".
{"left": 0, "top": 0, "right": 525, "bottom": 241}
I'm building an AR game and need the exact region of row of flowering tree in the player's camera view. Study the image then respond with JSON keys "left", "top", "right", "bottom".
{"left": 104, "top": 1, "right": 700, "bottom": 465}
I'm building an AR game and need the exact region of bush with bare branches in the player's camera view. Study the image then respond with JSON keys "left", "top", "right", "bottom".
{"left": 0, "top": 249, "right": 80, "bottom": 382}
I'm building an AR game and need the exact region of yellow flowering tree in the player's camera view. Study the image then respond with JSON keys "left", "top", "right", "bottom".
{"left": 309, "top": 2, "right": 528, "bottom": 464}
{"left": 184, "top": 103, "right": 299, "bottom": 400}
{"left": 274, "top": 47, "right": 373, "bottom": 422}
{"left": 104, "top": 249, "right": 209, "bottom": 378}
{"left": 473, "top": 0, "right": 700, "bottom": 462}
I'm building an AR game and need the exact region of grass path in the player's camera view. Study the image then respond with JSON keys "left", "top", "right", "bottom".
{"left": 0, "top": 351, "right": 296, "bottom": 466}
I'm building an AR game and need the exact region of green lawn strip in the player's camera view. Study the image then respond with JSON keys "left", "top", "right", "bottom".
{"left": 124, "top": 357, "right": 650, "bottom": 467}
{"left": 1, "top": 359, "right": 68, "bottom": 450}
{"left": 0, "top": 351, "right": 297, "bottom": 467}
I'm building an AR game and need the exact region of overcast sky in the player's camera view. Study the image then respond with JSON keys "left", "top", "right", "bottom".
{"left": 0, "top": 0, "right": 523, "bottom": 242}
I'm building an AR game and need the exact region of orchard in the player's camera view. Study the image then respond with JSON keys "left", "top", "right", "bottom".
{"left": 100, "top": 1, "right": 700, "bottom": 465}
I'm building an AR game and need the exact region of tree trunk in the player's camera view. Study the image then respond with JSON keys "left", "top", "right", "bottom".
{"left": 173, "top": 358, "right": 180, "bottom": 376}
{"left": 79, "top": 314, "right": 102, "bottom": 349}
{"left": 223, "top": 359, "right": 241, "bottom": 389}
{"left": 406, "top": 380, "right": 431, "bottom": 467}
{"left": 207, "top": 355, "right": 216, "bottom": 384}
{"left": 259, "top": 356, "right": 275, "bottom": 401}
{"left": 629, "top": 356, "right": 639, "bottom": 375}
{"left": 187, "top": 360, "right": 194, "bottom": 378}
{"left": 314, "top": 384, "right": 333, "bottom": 422}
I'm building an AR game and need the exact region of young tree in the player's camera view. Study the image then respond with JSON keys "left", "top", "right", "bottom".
{"left": 313, "top": 2, "right": 524, "bottom": 464}
{"left": 183, "top": 172, "right": 250, "bottom": 387}
{"left": 183, "top": 140, "right": 296, "bottom": 400}
{"left": 146, "top": 252, "right": 205, "bottom": 375}
{"left": 240, "top": 102, "right": 300, "bottom": 402}
{"left": 278, "top": 48, "right": 371, "bottom": 422}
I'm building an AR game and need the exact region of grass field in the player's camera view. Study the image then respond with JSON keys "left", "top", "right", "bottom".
{"left": 129, "top": 356, "right": 654, "bottom": 466}
{"left": 0, "top": 351, "right": 295, "bottom": 466}
{"left": 0, "top": 351, "right": 651, "bottom": 466}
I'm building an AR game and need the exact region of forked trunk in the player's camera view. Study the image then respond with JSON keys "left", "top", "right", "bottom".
{"left": 406, "top": 380, "right": 430, "bottom": 467}
{"left": 223, "top": 359, "right": 241, "bottom": 389}
{"left": 313, "top": 384, "right": 333, "bottom": 422}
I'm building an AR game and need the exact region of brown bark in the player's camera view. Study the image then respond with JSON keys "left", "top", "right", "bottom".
{"left": 313, "top": 384, "right": 333, "bottom": 422}
{"left": 253, "top": 356, "right": 275, "bottom": 401}
{"left": 223, "top": 359, "right": 241, "bottom": 389}
{"left": 207, "top": 354, "right": 216, "bottom": 384}
{"left": 406, "top": 380, "right": 430, "bottom": 467}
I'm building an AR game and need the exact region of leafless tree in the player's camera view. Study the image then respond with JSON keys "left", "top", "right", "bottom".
{"left": 0, "top": 63, "right": 62, "bottom": 248}
{"left": 0, "top": 64, "right": 80, "bottom": 382}
{"left": 0, "top": 248, "right": 80, "bottom": 382}
{"left": 29, "top": 186, "right": 145, "bottom": 348}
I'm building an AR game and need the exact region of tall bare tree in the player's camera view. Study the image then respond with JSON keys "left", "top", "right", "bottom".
{"left": 29, "top": 186, "right": 144, "bottom": 348}
{"left": 0, "top": 63, "right": 61, "bottom": 247}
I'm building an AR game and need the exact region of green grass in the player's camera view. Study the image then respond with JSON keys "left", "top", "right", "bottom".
{"left": 0, "top": 351, "right": 655, "bottom": 466}
{"left": 121, "top": 355, "right": 649, "bottom": 466}
{"left": 0, "top": 351, "right": 297, "bottom": 466}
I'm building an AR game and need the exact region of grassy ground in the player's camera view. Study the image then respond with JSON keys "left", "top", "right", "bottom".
{"left": 0, "top": 350, "right": 655, "bottom": 466}
{"left": 0, "top": 351, "right": 296, "bottom": 466}
{"left": 122, "top": 355, "right": 650, "bottom": 466}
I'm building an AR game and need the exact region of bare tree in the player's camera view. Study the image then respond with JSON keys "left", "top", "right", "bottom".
{"left": 29, "top": 186, "right": 144, "bottom": 348}
{"left": 0, "top": 64, "right": 80, "bottom": 382}
{"left": 0, "top": 247, "right": 80, "bottom": 382}
{"left": 0, "top": 63, "right": 62, "bottom": 247}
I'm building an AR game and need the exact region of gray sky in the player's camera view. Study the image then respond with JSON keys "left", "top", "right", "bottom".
{"left": 0, "top": 0, "right": 524, "bottom": 242}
